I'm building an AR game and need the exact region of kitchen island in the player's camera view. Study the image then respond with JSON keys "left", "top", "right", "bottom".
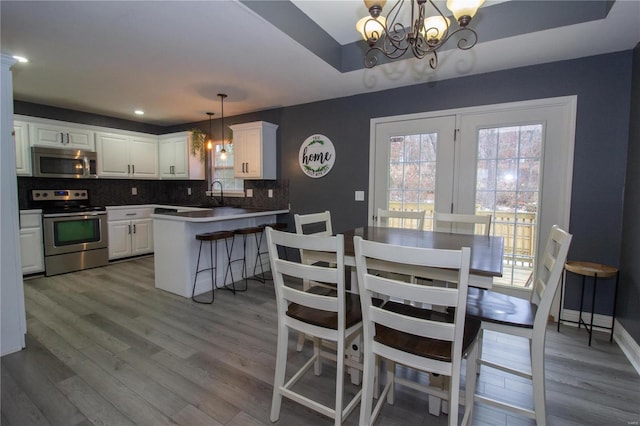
{"left": 152, "top": 207, "right": 289, "bottom": 298}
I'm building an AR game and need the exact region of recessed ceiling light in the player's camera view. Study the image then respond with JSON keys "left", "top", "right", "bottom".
{"left": 134, "top": 110, "right": 144, "bottom": 115}
{"left": 13, "top": 55, "right": 28, "bottom": 63}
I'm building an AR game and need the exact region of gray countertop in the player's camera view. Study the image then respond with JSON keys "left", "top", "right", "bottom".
{"left": 151, "top": 207, "right": 289, "bottom": 223}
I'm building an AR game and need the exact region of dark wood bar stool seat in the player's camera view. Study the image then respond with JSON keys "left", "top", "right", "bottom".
{"left": 192, "top": 230, "right": 236, "bottom": 304}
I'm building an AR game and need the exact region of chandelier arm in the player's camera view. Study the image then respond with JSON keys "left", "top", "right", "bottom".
{"left": 442, "top": 27, "right": 479, "bottom": 51}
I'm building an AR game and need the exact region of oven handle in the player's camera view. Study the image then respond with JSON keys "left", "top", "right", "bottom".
{"left": 43, "top": 211, "right": 107, "bottom": 218}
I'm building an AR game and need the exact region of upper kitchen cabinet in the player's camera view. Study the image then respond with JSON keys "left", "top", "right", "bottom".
{"left": 158, "top": 132, "right": 204, "bottom": 180}
{"left": 14, "top": 121, "right": 31, "bottom": 176}
{"left": 29, "top": 119, "right": 95, "bottom": 150}
{"left": 230, "top": 121, "right": 278, "bottom": 180}
{"left": 96, "top": 131, "right": 158, "bottom": 178}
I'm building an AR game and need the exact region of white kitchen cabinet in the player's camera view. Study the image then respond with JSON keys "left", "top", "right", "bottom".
{"left": 14, "top": 120, "right": 31, "bottom": 176}
{"left": 19, "top": 210, "right": 44, "bottom": 274}
{"left": 230, "top": 121, "right": 278, "bottom": 180}
{"left": 29, "top": 120, "right": 94, "bottom": 150}
{"left": 96, "top": 131, "right": 158, "bottom": 178}
{"left": 107, "top": 207, "right": 154, "bottom": 260}
{"left": 158, "top": 132, "right": 204, "bottom": 180}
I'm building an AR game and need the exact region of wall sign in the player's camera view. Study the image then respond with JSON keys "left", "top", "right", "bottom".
{"left": 299, "top": 134, "right": 335, "bottom": 178}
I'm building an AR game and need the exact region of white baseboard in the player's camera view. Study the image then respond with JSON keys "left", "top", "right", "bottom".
{"left": 613, "top": 319, "right": 640, "bottom": 376}
{"left": 559, "top": 310, "right": 640, "bottom": 376}
{"left": 559, "top": 308, "right": 614, "bottom": 331}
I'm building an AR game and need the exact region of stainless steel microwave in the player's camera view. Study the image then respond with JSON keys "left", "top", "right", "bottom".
{"left": 32, "top": 146, "right": 98, "bottom": 178}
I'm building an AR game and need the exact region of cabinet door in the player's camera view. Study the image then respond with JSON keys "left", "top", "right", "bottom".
{"left": 20, "top": 228, "right": 44, "bottom": 274}
{"left": 108, "top": 221, "right": 132, "bottom": 259}
{"left": 130, "top": 136, "right": 159, "bottom": 178}
{"left": 158, "top": 136, "right": 188, "bottom": 179}
{"left": 14, "top": 121, "right": 31, "bottom": 176}
{"left": 97, "top": 132, "right": 131, "bottom": 177}
{"left": 31, "top": 122, "right": 94, "bottom": 150}
{"left": 234, "top": 127, "right": 262, "bottom": 178}
{"left": 158, "top": 138, "right": 175, "bottom": 178}
{"left": 131, "top": 218, "right": 153, "bottom": 255}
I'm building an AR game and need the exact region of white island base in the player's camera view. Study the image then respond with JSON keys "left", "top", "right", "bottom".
{"left": 152, "top": 208, "right": 288, "bottom": 298}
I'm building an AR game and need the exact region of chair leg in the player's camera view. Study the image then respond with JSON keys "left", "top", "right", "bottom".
{"left": 386, "top": 361, "right": 395, "bottom": 405}
{"left": 313, "top": 337, "right": 322, "bottom": 376}
{"left": 531, "top": 334, "right": 547, "bottom": 425}
{"left": 359, "top": 351, "right": 376, "bottom": 426}
{"left": 462, "top": 341, "right": 478, "bottom": 426}
{"left": 270, "top": 324, "right": 289, "bottom": 422}
{"left": 334, "top": 339, "right": 345, "bottom": 426}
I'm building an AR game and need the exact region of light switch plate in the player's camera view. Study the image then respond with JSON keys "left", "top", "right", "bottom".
{"left": 187, "top": 187, "right": 192, "bottom": 195}
{"left": 268, "top": 189, "right": 273, "bottom": 198}
{"left": 246, "top": 189, "right": 253, "bottom": 197}
{"left": 132, "top": 187, "right": 137, "bottom": 196}
{"left": 355, "top": 190, "right": 365, "bottom": 201}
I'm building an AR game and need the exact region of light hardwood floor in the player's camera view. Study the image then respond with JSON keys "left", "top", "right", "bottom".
{"left": 2, "top": 257, "right": 639, "bottom": 426}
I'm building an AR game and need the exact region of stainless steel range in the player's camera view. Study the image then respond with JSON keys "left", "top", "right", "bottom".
{"left": 30, "top": 189, "right": 108, "bottom": 276}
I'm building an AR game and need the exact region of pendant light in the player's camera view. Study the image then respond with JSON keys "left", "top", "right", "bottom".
{"left": 206, "top": 112, "right": 214, "bottom": 150}
{"left": 218, "top": 93, "right": 228, "bottom": 161}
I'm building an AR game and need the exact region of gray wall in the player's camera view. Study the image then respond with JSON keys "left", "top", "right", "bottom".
{"left": 15, "top": 50, "right": 635, "bottom": 341}
{"left": 618, "top": 43, "right": 640, "bottom": 343}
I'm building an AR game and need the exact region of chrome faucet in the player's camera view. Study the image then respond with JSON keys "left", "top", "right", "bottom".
{"left": 211, "top": 180, "right": 224, "bottom": 206}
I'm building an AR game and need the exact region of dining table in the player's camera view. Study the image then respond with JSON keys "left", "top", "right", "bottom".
{"left": 304, "top": 226, "right": 504, "bottom": 289}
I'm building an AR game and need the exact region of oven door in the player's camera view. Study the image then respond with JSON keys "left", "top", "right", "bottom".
{"left": 43, "top": 212, "right": 108, "bottom": 256}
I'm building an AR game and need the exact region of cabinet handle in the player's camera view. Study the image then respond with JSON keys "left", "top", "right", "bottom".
{"left": 60, "top": 132, "right": 64, "bottom": 144}
{"left": 133, "top": 224, "right": 137, "bottom": 233}
{"left": 66, "top": 133, "right": 70, "bottom": 144}
{"left": 132, "top": 164, "right": 135, "bottom": 174}
{"left": 128, "top": 224, "right": 132, "bottom": 234}
{"left": 125, "top": 213, "right": 136, "bottom": 216}
{"left": 128, "top": 164, "right": 131, "bottom": 174}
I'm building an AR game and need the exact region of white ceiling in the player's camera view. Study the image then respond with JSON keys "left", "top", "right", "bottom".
{"left": 1, "top": 0, "right": 639, "bottom": 127}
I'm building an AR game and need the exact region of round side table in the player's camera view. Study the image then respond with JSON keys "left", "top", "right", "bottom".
{"left": 557, "top": 261, "right": 619, "bottom": 346}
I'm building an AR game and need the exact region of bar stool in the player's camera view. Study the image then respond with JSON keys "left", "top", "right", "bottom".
{"left": 253, "top": 222, "right": 288, "bottom": 282}
{"left": 192, "top": 230, "right": 236, "bottom": 304}
{"left": 557, "top": 260, "right": 619, "bottom": 346}
{"left": 229, "top": 226, "right": 264, "bottom": 291}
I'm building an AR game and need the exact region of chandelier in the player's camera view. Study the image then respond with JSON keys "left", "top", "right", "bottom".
{"left": 356, "top": 0, "right": 485, "bottom": 69}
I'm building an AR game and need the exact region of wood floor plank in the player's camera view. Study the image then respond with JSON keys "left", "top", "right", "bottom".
{"left": 56, "top": 375, "right": 135, "bottom": 426}
{"left": 3, "top": 257, "right": 639, "bottom": 426}
{"left": 26, "top": 319, "right": 177, "bottom": 426}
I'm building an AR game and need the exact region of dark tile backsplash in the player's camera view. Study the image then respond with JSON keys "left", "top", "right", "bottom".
{"left": 18, "top": 177, "right": 289, "bottom": 211}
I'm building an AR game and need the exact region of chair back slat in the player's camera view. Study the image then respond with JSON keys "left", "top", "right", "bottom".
{"left": 377, "top": 208, "right": 426, "bottom": 230}
{"left": 281, "top": 285, "right": 338, "bottom": 313}
{"left": 294, "top": 211, "right": 333, "bottom": 236}
{"left": 370, "top": 306, "right": 456, "bottom": 341}
{"left": 366, "top": 274, "right": 459, "bottom": 307}
{"left": 434, "top": 212, "right": 492, "bottom": 236}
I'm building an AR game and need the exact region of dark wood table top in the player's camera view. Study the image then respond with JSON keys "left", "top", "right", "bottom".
{"left": 342, "top": 226, "right": 504, "bottom": 279}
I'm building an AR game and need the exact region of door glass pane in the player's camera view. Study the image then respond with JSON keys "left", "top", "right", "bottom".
{"left": 387, "top": 133, "right": 437, "bottom": 230}
{"left": 476, "top": 124, "right": 543, "bottom": 287}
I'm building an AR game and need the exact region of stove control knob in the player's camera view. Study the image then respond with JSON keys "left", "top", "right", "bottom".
{"left": 74, "top": 192, "right": 80, "bottom": 196}
{"left": 42, "top": 193, "right": 48, "bottom": 197}
{"left": 34, "top": 192, "right": 40, "bottom": 198}
{"left": 81, "top": 192, "right": 86, "bottom": 197}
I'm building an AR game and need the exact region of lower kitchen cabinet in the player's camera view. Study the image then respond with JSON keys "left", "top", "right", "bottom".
{"left": 20, "top": 210, "right": 44, "bottom": 274}
{"left": 107, "top": 207, "right": 154, "bottom": 260}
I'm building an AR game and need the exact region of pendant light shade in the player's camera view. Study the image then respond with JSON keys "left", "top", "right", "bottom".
{"left": 218, "top": 93, "right": 228, "bottom": 161}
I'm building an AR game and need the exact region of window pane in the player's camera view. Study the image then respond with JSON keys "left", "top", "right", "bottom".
{"left": 214, "top": 144, "right": 244, "bottom": 190}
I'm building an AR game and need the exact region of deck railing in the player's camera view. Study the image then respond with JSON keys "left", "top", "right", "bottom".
{"left": 386, "top": 203, "right": 537, "bottom": 282}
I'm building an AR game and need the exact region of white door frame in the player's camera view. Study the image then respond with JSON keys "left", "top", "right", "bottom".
{"left": 368, "top": 96, "right": 577, "bottom": 312}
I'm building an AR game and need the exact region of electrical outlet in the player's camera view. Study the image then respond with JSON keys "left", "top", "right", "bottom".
{"left": 246, "top": 189, "right": 253, "bottom": 197}
{"left": 187, "top": 187, "right": 192, "bottom": 195}
{"left": 132, "top": 187, "right": 137, "bottom": 196}
{"left": 268, "top": 189, "right": 273, "bottom": 198}
{"left": 355, "top": 190, "right": 365, "bottom": 201}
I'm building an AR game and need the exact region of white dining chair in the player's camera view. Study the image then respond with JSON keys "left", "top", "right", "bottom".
{"left": 466, "top": 224, "right": 572, "bottom": 424}
{"left": 434, "top": 212, "right": 491, "bottom": 236}
{"left": 354, "top": 236, "right": 479, "bottom": 426}
{"left": 266, "top": 227, "right": 362, "bottom": 426}
{"left": 376, "top": 208, "right": 426, "bottom": 230}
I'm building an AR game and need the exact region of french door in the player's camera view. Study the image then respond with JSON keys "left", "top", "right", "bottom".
{"left": 369, "top": 97, "right": 576, "bottom": 290}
